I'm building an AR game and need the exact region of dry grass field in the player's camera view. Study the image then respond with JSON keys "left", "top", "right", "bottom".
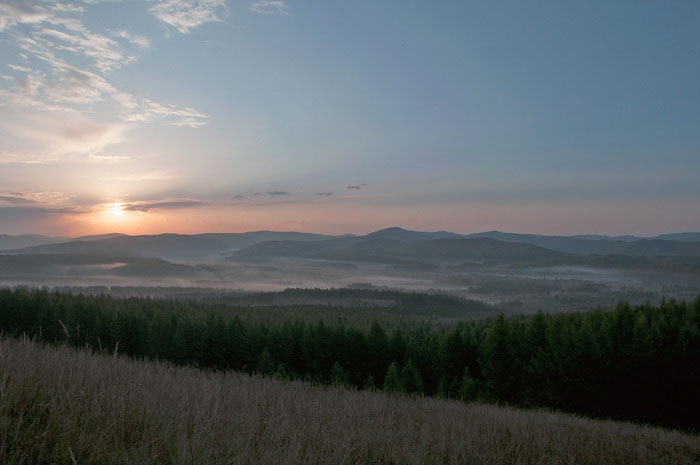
{"left": 1, "top": 337, "right": 698, "bottom": 465}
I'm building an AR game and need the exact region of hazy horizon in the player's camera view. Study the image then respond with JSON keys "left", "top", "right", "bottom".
{"left": 2, "top": 225, "right": 700, "bottom": 240}
{"left": 1, "top": 1, "right": 698, "bottom": 237}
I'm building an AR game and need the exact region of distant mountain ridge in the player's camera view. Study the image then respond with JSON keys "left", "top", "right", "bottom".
{"left": 1, "top": 231, "right": 335, "bottom": 261}
{"left": 226, "top": 227, "right": 700, "bottom": 268}
{"left": 462, "top": 231, "right": 700, "bottom": 256}
{"left": 2, "top": 228, "right": 700, "bottom": 267}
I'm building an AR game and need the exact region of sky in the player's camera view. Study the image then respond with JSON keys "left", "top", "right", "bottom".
{"left": 0, "top": 0, "right": 698, "bottom": 237}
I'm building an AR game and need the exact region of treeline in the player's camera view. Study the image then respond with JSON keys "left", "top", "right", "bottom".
{"left": 50, "top": 286, "right": 496, "bottom": 318}
{"left": 0, "top": 288, "right": 698, "bottom": 430}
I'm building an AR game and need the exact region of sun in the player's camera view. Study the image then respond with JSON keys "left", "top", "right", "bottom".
{"left": 109, "top": 203, "right": 125, "bottom": 217}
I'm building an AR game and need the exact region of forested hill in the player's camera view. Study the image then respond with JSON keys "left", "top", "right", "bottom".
{"left": 0, "top": 288, "right": 698, "bottom": 431}
{"left": 50, "top": 286, "right": 498, "bottom": 318}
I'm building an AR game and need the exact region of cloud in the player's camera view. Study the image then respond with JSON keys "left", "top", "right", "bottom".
{"left": 0, "top": 194, "right": 36, "bottom": 204}
{"left": 88, "top": 154, "right": 133, "bottom": 163}
{"left": 99, "top": 171, "right": 175, "bottom": 182}
{"left": 233, "top": 194, "right": 245, "bottom": 199}
{"left": 13, "top": 73, "right": 43, "bottom": 97}
{"left": 255, "top": 191, "right": 290, "bottom": 196}
{"left": 317, "top": 192, "right": 334, "bottom": 196}
{"left": 0, "top": 191, "right": 68, "bottom": 204}
{"left": 0, "top": 2, "right": 49, "bottom": 32}
{"left": 36, "top": 20, "right": 129, "bottom": 74}
{"left": 124, "top": 99, "right": 209, "bottom": 127}
{"left": 0, "top": 205, "right": 85, "bottom": 216}
{"left": 58, "top": 123, "right": 124, "bottom": 152}
{"left": 123, "top": 200, "right": 208, "bottom": 212}
{"left": 112, "top": 30, "right": 151, "bottom": 49}
{"left": 150, "top": 0, "right": 228, "bottom": 33}
{"left": 0, "top": 0, "right": 209, "bottom": 153}
{"left": 43, "top": 67, "right": 115, "bottom": 104}
{"left": 7, "top": 63, "right": 32, "bottom": 72}
{"left": 169, "top": 117, "right": 209, "bottom": 128}
{"left": 0, "top": 106, "right": 126, "bottom": 158}
{"left": 346, "top": 184, "right": 367, "bottom": 190}
{"left": 250, "top": 0, "right": 288, "bottom": 15}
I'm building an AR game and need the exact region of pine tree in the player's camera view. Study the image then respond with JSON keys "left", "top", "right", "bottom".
{"left": 256, "top": 348, "right": 275, "bottom": 375}
{"left": 367, "top": 321, "right": 390, "bottom": 384}
{"left": 363, "top": 374, "right": 376, "bottom": 390}
{"left": 482, "top": 314, "right": 517, "bottom": 403}
{"left": 457, "top": 367, "right": 478, "bottom": 402}
{"left": 401, "top": 359, "right": 423, "bottom": 394}
{"left": 527, "top": 310, "right": 548, "bottom": 355}
{"left": 382, "top": 361, "right": 403, "bottom": 394}
{"left": 330, "top": 360, "right": 349, "bottom": 387}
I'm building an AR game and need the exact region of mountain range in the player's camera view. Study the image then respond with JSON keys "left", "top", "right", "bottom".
{"left": 1, "top": 227, "right": 700, "bottom": 279}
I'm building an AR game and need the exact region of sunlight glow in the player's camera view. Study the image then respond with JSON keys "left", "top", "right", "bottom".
{"left": 109, "top": 203, "right": 125, "bottom": 217}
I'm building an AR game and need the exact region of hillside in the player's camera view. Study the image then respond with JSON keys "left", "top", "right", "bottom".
{"left": 2, "top": 227, "right": 700, "bottom": 293}
{"left": 6, "top": 231, "right": 335, "bottom": 261}
{"left": 1, "top": 337, "right": 698, "bottom": 465}
{"left": 465, "top": 231, "right": 700, "bottom": 256}
{"left": 0, "top": 234, "right": 67, "bottom": 251}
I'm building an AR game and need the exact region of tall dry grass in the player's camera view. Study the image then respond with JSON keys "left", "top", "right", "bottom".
{"left": 0, "top": 337, "right": 698, "bottom": 465}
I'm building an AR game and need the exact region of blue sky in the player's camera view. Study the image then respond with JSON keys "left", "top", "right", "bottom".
{"left": 0, "top": 0, "right": 698, "bottom": 236}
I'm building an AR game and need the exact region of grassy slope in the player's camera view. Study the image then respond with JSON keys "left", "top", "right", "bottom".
{"left": 1, "top": 338, "right": 698, "bottom": 465}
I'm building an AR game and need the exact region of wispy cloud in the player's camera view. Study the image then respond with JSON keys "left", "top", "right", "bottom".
{"left": 0, "top": 191, "right": 69, "bottom": 205}
{"left": 0, "top": 108, "right": 127, "bottom": 158}
{"left": 36, "top": 17, "right": 130, "bottom": 73}
{"left": 88, "top": 154, "right": 133, "bottom": 163}
{"left": 150, "top": 0, "right": 228, "bottom": 33}
{"left": 124, "top": 99, "right": 209, "bottom": 127}
{"left": 123, "top": 200, "right": 208, "bottom": 212}
{"left": 7, "top": 64, "right": 32, "bottom": 73}
{"left": 0, "top": 194, "right": 36, "bottom": 204}
{"left": 112, "top": 29, "right": 151, "bottom": 49}
{"left": 98, "top": 171, "right": 176, "bottom": 182}
{"left": 255, "top": 191, "right": 290, "bottom": 196}
{"left": 250, "top": 0, "right": 288, "bottom": 15}
{"left": 346, "top": 183, "right": 367, "bottom": 190}
{"left": 317, "top": 192, "right": 334, "bottom": 196}
{"left": 0, "top": 0, "right": 210, "bottom": 164}
{"left": 0, "top": 2, "right": 50, "bottom": 32}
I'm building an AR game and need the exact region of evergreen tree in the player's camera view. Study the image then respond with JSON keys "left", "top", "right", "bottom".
{"left": 363, "top": 374, "right": 376, "bottom": 390}
{"left": 457, "top": 367, "right": 478, "bottom": 402}
{"left": 330, "top": 360, "right": 349, "bottom": 387}
{"left": 256, "top": 348, "right": 275, "bottom": 375}
{"left": 382, "top": 361, "right": 403, "bottom": 394}
{"left": 482, "top": 314, "right": 517, "bottom": 403}
{"left": 367, "top": 321, "right": 390, "bottom": 384}
{"left": 401, "top": 359, "right": 423, "bottom": 394}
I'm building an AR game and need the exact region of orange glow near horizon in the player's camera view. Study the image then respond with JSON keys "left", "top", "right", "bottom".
{"left": 109, "top": 203, "right": 125, "bottom": 217}
{"left": 54, "top": 198, "right": 700, "bottom": 239}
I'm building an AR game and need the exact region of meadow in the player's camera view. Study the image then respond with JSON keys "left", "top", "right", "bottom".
{"left": 1, "top": 288, "right": 698, "bottom": 430}
{"left": 1, "top": 337, "right": 699, "bottom": 465}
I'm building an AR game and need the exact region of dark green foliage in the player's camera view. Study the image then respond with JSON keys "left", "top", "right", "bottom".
{"left": 257, "top": 348, "right": 275, "bottom": 375}
{"left": 482, "top": 314, "right": 518, "bottom": 403}
{"left": 400, "top": 360, "right": 423, "bottom": 394}
{"left": 363, "top": 374, "right": 376, "bottom": 390}
{"left": 330, "top": 361, "right": 349, "bottom": 387}
{"left": 0, "top": 288, "right": 698, "bottom": 430}
{"left": 382, "top": 362, "right": 403, "bottom": 394}
{"left": 457, "top": 367, "right": 478, "bottom": 402}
